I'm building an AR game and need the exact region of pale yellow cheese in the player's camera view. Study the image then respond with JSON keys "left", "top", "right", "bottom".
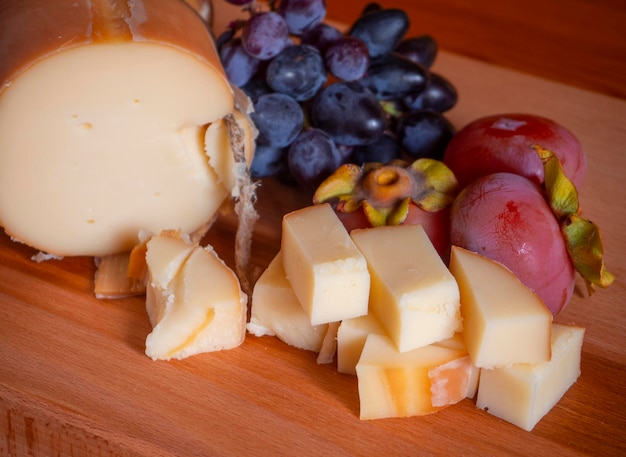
{"left": 247, "top": 252, "right": 328, "bottom": 353}
{"left": 434, "top": 334, "right": 480, "bottom": 399}
{"left": 476, "top": 323, "right": 585, "bottom": 431}
{"left": 350, "top": 225, "right": 461, "bottom": 353}
{"left": 356, "top": 333, "right": 472, "bottom": 420}
{"left": 144, "top": 232, "right": 246, "bottom": 361}
{"left": 337, "top": 314, "right": 386, "bottom": 375}
{"left": 449, "top": 246, "right": 552, "bottom": 368}
{"left": 0, "top": 0, "right": 253, "bottom": 257}
{"left": 281, "top": 204, "right": 370, "bottom": 326}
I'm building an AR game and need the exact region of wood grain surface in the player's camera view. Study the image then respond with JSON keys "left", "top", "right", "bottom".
{"left": 2, "top": 1, "right": 626, "bottom": 456}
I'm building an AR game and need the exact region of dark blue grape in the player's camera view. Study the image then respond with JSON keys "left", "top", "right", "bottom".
{"left": 360, "top": 3, "right": 382, "bottom": 16}
{"left": 403, "top": 72, "right": 458, "bottom": 113}
{"left": 241, "top": 77, "right": 272, "bottom": 104}
{"left": 311, "top": 82, "right": 387, "bottom": 146}
{"left": 324, "top": 36, "right": 369, "bottom": 82}
{"left": 301, "top": 22, "right": 343, "bottom": 53}
{"left": 288, "top": 128, "right": 343, "bottom": 190}
{"left": 395, "top": 35, "right": 438, "bottom": 69}
{"left": 352, "top": 132, "right": 402, "bottom": 165}
{"left": 250, "top": 93, "right": 304, "bottom": 148}
{"left": 219, "top": 38, "right": 260, "bottom": 87}
{"left": 250, "top": 145, "right": 290, "bottom": 178}
{"left": 349, "top": 8, "right": 409, "bottom": 58}
{"left": 277, "top": 0, "right": 327, "bottom": 36}
{"left": 396, "top": 110, "right": 455, "bottom": 160}
{"left": 360, "top": 53, "right": 429, "bottom": 100}
{"left": 242, "top": 12, "right": 290, "bottom": 60}
{"left": 266, "top": 44, "right": 327, "bottom": 101}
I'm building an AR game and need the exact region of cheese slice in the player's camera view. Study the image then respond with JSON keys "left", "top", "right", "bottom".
{"left": 476, "top": 323, "right": 585, "bottom": 431}
{"left": 434, "top": 334, "right": 480, "bottom": 399}
{"left": 144, "top": 232, "right": 246, "bottom": 361}
{"left": 281, "top": 204, "right": 370, "bottom": 326}
{"left": 356, "top": 333, "right": 471, "bottom": 420}
{"left": 350, "top": 225, "right": 461, "bottom": 353}
{"left": 247, "top": 252, "right": 328, "bottom": 353}
{"left": 449, "top": 246, "right": 552, "bottom": 368}
{"left": 0, "top": 0, "right": 253, "bottom": 257}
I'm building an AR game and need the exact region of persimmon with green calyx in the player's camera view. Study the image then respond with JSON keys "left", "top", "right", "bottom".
{"left": 313, "top": 158, "right": 458, "bottom": 261}
{"left": 450, "top": 145, "right": 612, "bottom": 316}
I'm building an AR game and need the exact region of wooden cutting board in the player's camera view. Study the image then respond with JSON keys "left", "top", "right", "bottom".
{"left": 2, "top": 23, "right": 626, "bottom": 457}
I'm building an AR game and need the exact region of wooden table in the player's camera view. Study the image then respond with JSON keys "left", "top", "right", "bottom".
{"left": 2, "top": 1, "right": 625, "bottom": 456}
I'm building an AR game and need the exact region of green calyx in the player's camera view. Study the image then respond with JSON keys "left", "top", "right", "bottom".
{"left": 533, "top": 145, "right": 614, "bottom": 294}
{"left": 312, "top": 158, "right": 458, "bottom": 227}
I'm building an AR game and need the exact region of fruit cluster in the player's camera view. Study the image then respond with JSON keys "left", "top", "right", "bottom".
{"left": 218, "top": 0, "right": 458, "bottom": 190}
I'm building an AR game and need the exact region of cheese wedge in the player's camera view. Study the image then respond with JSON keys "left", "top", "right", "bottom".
{"left": 476, "top": 323, "right": 585, "bottom": 431}
{"left": 356, "top": 333, "right": 472, "bottom": 420}
{"left": 350, "top": 225, "right": 461, "bottom": 352}
{"left": 0, "top": 0, "right": 253, "bottom": 257}
{"left": 281, "top": 204, "right": 370, "bottom": 326}
{"left": 247, "top": 252, "right": 328, "bottom": 353}
{"left": 144, "top": 232, "right": 246, "bottom": 361}
{"left": 449, "top": 246, "right": 552, "bottom": 368}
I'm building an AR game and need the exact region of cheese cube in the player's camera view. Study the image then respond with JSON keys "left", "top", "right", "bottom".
{"left": 350, "top": 225, "right": 461, "bottom": 352}
{"left": 337, "top": 314, "right": 386, "bottom": 375}
{"left": 449, "top": 246, "right": 552, "bottom": 368}
{"left": 476, "top": 324, "right": 585, "bottom": 431}
{"left": 247, "top": 252, "right": 328, "bottom": 352}
{"left": 145, "top": 233, "right": 247, "bottom": 360}
{"left": 281, "top": 204, "right": 370, "bottom": 326}
{"left": 434, "top": 334, "right": 481, "bottom": 399}
{"left": 356, "top": 333, "right": 472, "bottom": 420}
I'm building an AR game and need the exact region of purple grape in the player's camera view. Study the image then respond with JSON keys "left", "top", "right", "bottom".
{"left": 359, "top": 53, "right": 429, "bottom": 100}
{"left": 242, "top": 12, "right": 290, "bottom": 60}
{"left": 301, "top": 22, "right": 343, "bottom": 53}
{"left": 241, "top": 77, "right": 272, "bottom": 104}
{"left": 225, "top": 0, "right": 254, "bottom": 5}
{"left": 250, "top": 93, "right": 304, "bottom": 148}
{"left": 266, "top": 44, "right": 327, "bottom": 101}
{"left": 288, "top": 128, "right": 343, "bottom": 190}
{"left": 219, "top": 38, "right": 260, "bottom": 87}
{"left": 396, "top": 110, "right": 455, "bottom": 160}
{"left": 324, "top": 36, "right": 369, "bottom": 82}
{"left": 403, "top": 72, "right": 458, "bottom": 113}
{"left": 277, "top": 0, "right": 327, "bottom": 36}
{"left": 395, "top": 35, "right": 438, "bottom": 69}
{"left": 349, "top": 8, "right": 409, "bottom": 58}
{"left": 310, "top": 82, "right": 387, "bottom": 146}
{"left": 352, "top": 132, "right": 402, "bottom": 165}
{"left": 250, "top": 145, "right": 290, "bottom": 179}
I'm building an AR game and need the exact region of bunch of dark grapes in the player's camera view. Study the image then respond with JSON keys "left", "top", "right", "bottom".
{"left": 219, "top": 0, "right": 458, "bottom": 191}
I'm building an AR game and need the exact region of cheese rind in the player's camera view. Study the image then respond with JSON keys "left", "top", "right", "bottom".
{"left": 0, "top": 0, "right": 245, "bottom": 257}
{"left": 247, "top": 252, "right": 328, "bottom": 352}
{"left": 281, "top": 204, "right": 370, "bottom": 326}
{"left": 350, "top": 225, "right": 461, "bottom": 352}
{"left": 356, "top": 333, "right": 470, "bottom": 420}
{"left": 476, "top": 324, "right": 585, "bottom": 431}
{"left": 449, "top": 246, "right": 552, "bottom": 368}
{"left": 144, "top": 233, "right": 246, "bottom": 361}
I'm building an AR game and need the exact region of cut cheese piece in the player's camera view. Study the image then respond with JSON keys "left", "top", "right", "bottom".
{"left": 281, "top": 204, "right": 370, "bottom": 326}
{"left": 337, "top": 314, "right": 386, "bottom": 375}
{"left": 434, "top": 334, "right": 480, "bottom": 399}
{"left": 247, "top": 252, "right": 328, "bottom": 353}
{"left": 476, "top": 323, "right": 585, "bottom": 431}
{"left": 350, "top": 225, "right": 461, "bottom": 352}
{"left": 144, "top": 232, "right": 246, "bottom": 361}
{"left": 449, "top": 246, "right": 552, "bottom": 368}
{"left": 356, "top": 333, "right": 471, "bottom": 420}
{"left": 0, "top": 0, "right": 254, "bottom": 257}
